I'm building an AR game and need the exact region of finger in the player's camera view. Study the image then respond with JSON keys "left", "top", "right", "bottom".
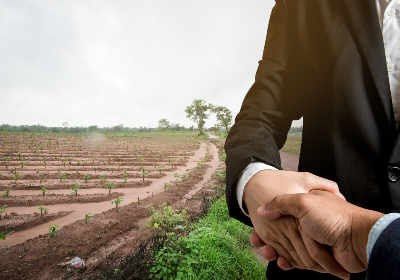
{"left": 300, "top": 231, "right": 350, "bottom": 280}
{"left": 268, "top": 240, "right": 302, "bottom": 270}
{"left": 250, "top": 232, "right": 266, "bottom": 248}
{"left": 275, "top": 233, "right": 308, "bottom": 270}
{"left": 299, "top": 172, "right": 345, "bottom": 200}
{"left": 287, "top": 221, "right": 328, "bottom": 273}
{"left": 262, "top": 244, "right": 278, "bottom": 261}
{"left": 277, "top": 256, "right": 293, "bottom": 270}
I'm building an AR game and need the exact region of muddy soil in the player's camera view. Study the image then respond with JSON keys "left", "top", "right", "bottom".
{"left": 0, "top": 211, "right": 72, "bottom": 233}
{"left": 0, "top": 134, "right": 222, "bottom": 280}
{"left": 1, "top": 192, "right": 124, "bottom": 207}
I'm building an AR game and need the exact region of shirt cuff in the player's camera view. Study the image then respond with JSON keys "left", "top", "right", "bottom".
{"left": 236, "top": 162, "right": 278, "bottom": 216}
{"left": 366, "top": 213, "right": 400, "bottom": 261}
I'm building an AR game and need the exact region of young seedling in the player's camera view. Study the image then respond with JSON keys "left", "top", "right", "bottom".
{"left": 123, "top": 169, "right": 128, "bottom": 176}
{"left": 38, "top": 205, "right": 49, "bottom": 217}
{"left": 110, "top": 167, "right": 115, "bottom": 173}
{"left": 36, "top": 168, "right": 40, "bottom": 174}
{"left": 48, "top": 224, "right": 62, "bottom": 238}
{"left": 57, "top": 168, "right": 61, "bottom": 174}
{"left": 39, "top": 174, "right": 45, "bottom": 183}
{"left": 105, "top": 181, "right": 116, "bottom": 195}
{"left": 138, "top": 197, "right": 141, "bottom": 204}
{"left": 111, "top": 197, "right": 123, "bottom": 212}
{"left": 174, "top": 173, "right": 180, "bottom": 183}
{"left": 0, "top": 231, "right": 14, "bottom": 241}
{"left": 19, "top": 160, "right": 24, "bottom": 169}
{"left": 140, "top": 167, "right": 148, "bottom": 181}
{"left": 0, "top": 205, "right": 7, "bottom": 220}
{"left": 84, "top": 213, "right": 96, "bottom": 224}
{"left": 1, "top": 189, "right": 12, "bottom": 197}
{"left": 41, "top": 188, "right": 49, "bottom": 196}
{"left": 83, "top": 174, "right": 91, "bottom": 182}
{"left": 99, "top": 174, "right": 106, "bottom": 185}
{"left": 163, "top": 182, "right": 171, "bottom": 191}
{"left": 59, "top": 173, "right": 67, "bottom": 182}
{"left": 123, "top": 177, "right": 128, "bottom": 183}
{"left": 156, "top": 166, "right": 164, "bottom": 174}
{"left": 70, "top": 183, "right": 81, "bottom": 196}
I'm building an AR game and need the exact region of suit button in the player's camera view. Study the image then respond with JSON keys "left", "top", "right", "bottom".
{"left": 388, "top": 167, "right": 400, "bottom": 182}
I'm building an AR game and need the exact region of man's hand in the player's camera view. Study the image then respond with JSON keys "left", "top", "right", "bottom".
{"left": 258, "top": 190, "right": 385, "bottom": 275}
{"left": 244, "top": 170, "right": 348, "bottom": 277}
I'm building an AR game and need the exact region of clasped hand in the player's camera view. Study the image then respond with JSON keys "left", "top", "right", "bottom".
{"left": 243, "top": 170, "right": 352, "bottom": 279}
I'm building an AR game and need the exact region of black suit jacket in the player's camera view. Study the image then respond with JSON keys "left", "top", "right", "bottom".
{"left": 367, "top": 217, "right": 400, "bottom": 280}
{"left": 225, "top": 0, "right": 400, "bottom": 279}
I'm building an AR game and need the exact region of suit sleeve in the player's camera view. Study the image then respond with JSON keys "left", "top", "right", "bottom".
{"left": 224, "top": 0, "right": 306, "bottom": 226}
{"left": 367, "top": 217, "right": 400, "bottom": 280}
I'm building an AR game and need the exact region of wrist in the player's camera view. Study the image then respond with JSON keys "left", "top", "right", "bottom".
{"left": 353, "top": 209, "right": 385, "bottom": 268}
{"left": 243, "top": 170, "right": 276, "bottom": 213}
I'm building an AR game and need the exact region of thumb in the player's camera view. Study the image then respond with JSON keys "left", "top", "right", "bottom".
{"left": 257, "top": 194, "right": 305, "bottom": 220}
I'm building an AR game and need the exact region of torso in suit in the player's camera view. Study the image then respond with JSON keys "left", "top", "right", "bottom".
{"left": 224, "top": 0, "right": 400, "bottom": 279}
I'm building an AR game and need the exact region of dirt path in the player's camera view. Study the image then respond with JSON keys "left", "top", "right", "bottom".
{"left": 1, "top": 142, "right": 212, "bottom": 247}
{"left": 207, "top": 132, "right": 299, "bottom": 171}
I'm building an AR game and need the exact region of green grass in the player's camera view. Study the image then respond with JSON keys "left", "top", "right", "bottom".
{"left": 281, "top": 135, "right": 302, "bottom": 155}
{"left": 287, "top": 132, "right": 302, "bottom": 137}
{"left": 149, "top": 197, "right": 267, "bottom": 279}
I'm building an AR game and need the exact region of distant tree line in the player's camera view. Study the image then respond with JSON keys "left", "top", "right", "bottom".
{"left": 289, "top": 126, "right": 303, "bottom": 133}
{"left": 0, "top": 123, "right": 154, "bottom": 134}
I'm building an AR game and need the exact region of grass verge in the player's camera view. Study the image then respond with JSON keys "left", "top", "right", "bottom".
{"left": 149, "top": 196, "right": 267, "bottom": 279}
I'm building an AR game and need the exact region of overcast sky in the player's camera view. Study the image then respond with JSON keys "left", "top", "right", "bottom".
{"left": 0, "top": 0, "right": 303, "bottom": 128}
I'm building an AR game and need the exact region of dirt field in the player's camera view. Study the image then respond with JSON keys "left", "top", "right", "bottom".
{"left": 0, "top": 132, "right": 225, "bottom": 279}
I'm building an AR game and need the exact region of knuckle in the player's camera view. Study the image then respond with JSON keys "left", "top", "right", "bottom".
{"left": 303, "top": 259, "right": 319, "bottom": 271}
{"left": 307, "top": 244, "right": 320, "bottom": 259}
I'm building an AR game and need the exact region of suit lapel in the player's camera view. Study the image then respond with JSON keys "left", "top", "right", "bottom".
{"left": 342, "top": 0, "right": 395, "bottom": 129}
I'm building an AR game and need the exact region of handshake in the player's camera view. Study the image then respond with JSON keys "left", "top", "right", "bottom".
{"left": 244, "top": 170, "right": 398, "bottom": 280}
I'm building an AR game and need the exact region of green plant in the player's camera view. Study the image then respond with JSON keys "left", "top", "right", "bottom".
{"left": 174, "top": 173, "right": 180, "bottom": 182}
{"left": 83, "top": 174, "right": 91, "bottom": 182}
{"left": 38, "top": 205, "right": 49, "bottom": 217}
{"left": 48, "top": 224, "right": 62, "bottom": 238}
{"left": 123, "top": 177, "right": 128, "bottom": 183}
{"left": 99, "top": 174, "right": 106, "bottom": 185}
{"left": 36, "top": 168, "right": 40, "bottom": 174}
{"left": 157, "top": 165, "right": 164, "bottom": 174}
{"left": 70, "top": 182, "right": 81, "bottom": 196}
{"left": 0, "top": 205, "right": 7, "bottom": 220}
{"left": 59, "top": 173, "right": 67, "bottom": 182}
{"left": 84, "top": 213, "right": 96, "bottom": 224}
{"left": 140, "top": 166, "right": 148, "bottom": 181}
{"left": 57, "top": 168, "right": 61, "bottom": 174}
{"left": 39, "top": 174, "right": 45, "bottom": 183}
{"left": 13, "top": 172, "right": 22, "bottom": 184}
{"left": 0, "top": 231, "right": 14, "bottom": 241}
{"left": 111, "top": 197, "right": 123, "bottom": 212}
{"left": 41, "top": 188, "right": 48, "bottom": 196}
{"left": 163, "top": 182, "right": 171, "bottom": 191}
{"left": 105, "top": 181, "right": 116, "bottom": 195}
{"left": 147, "top": 202, "right": 187, "bottom": 231}
{"left": 1, "top": 189, "right": 12, "bottom": 197}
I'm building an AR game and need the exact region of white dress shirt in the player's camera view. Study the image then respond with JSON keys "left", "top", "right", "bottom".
{"left": 236, "top": 0, "right": 400, "bottom": 218}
